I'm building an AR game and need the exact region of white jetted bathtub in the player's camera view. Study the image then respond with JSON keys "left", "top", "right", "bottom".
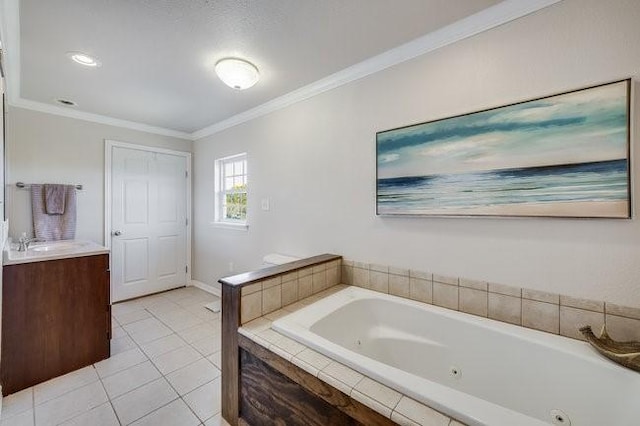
{"left": 272, "top": 286, "right": 640, "bottom": 426}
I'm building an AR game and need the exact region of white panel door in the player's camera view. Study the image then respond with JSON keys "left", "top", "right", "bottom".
{"left": 111, "top": 147, "right": 187, "bottom": 302}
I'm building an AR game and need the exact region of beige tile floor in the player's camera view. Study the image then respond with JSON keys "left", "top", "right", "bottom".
{"left": 0, "top": 287, "right": 230, "bottom": 426}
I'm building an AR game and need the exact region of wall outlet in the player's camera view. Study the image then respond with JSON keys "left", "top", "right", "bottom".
{"left": 229, "top": 262, "right": 234, "bottom": 272}
{"left": 261, "top": 198, "right": 270, "bottom": 211}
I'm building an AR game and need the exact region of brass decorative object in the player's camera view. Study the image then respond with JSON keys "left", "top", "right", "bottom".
{"left": 580, "top": 325, "right": 640, "bottom": 372}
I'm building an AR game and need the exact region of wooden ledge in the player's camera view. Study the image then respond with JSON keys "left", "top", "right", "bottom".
{"left": 218, "top": 253, "right": 341, "bottom": 288}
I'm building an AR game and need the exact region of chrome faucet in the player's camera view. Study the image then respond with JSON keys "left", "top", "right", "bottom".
{"left": 17, "top": 235, "right": 40, "bottom": 251}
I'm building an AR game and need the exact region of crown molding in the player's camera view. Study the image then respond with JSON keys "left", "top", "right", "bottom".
{"left": 0, "top": 0, "right": 192, "bottom": 140}
{"left": 191, "top": 0, "right": 562, "bottom": 141}
{"left": 11, "top": 97, "right": 193, "bottom": 139}
{"left": 2, "top": 0, "right": 561, "bottom": 142}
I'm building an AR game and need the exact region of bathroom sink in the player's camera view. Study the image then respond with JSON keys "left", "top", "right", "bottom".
{"left": 3, "top": 240, "right": 109, "bottom": 265}
{"left": 30, "top": 241, "right": 88, "bottom": 252}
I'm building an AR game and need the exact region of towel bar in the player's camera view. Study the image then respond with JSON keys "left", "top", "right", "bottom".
{"left": 16, "top": 182, "right": 83, "bottom": 191}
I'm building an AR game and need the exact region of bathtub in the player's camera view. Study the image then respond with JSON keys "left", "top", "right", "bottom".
{"left": 272, "top": 286, "right": 640, "bottom": 426}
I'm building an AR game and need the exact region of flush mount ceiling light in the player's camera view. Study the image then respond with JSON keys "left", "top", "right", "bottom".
{"left": 215, "top": 58, "right": 260, "bottom": 90}
{"left": 66, "top": 51, "right": 101, "bottom": 67}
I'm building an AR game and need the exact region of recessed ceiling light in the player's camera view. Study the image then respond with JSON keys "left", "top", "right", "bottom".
{"left": 56, "top": 98, "right": 77, "bottom": 107}
{"left": 215, "top": 58, "right": 260, "bottom": 90}
{"left": 66, "top": 51, "right": 101, "bottom": 67}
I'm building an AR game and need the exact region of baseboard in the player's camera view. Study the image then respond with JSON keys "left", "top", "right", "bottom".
{"left": 190, "top": 280, "right": 221, "bottom": 297}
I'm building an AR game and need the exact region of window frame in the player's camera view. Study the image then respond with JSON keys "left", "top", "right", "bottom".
{"left": 214, "top": 152, "right": 248, "bottom": 228}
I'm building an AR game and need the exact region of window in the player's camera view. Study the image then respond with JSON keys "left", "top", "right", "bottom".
{"left": 215, "top": 153, "right": 248, "bottom": 225}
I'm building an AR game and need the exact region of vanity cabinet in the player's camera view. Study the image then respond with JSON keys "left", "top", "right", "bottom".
{"left": 0, "top": 254, "right": 110, "bottom": 395}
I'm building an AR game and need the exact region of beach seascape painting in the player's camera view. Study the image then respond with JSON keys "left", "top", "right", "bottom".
{"left": 376, "top": 80, "right": 631, "bottom": 218}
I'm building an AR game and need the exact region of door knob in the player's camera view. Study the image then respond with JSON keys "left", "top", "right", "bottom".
{"left": 112, "top": 230, "right": 122, "bottom": 236}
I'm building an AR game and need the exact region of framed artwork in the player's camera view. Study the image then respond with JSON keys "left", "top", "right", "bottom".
{"left": 376, "top": 79, "right": 631, "bottom": 218}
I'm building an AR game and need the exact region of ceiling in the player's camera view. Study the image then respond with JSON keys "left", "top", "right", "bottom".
{"left": 4, "top": 0, "right": 555, "bottom": 139}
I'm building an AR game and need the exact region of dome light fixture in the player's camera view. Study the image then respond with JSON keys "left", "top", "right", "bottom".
{"left": 67, "top": 51, "right": 101, "bottom": 67}
{"left": 215, "top": 58, "right": 260, "bottom": 90}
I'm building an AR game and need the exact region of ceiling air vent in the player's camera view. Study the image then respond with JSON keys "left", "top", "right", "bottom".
{"left": 56, "top": 99, "right": 77, "bottom": 107}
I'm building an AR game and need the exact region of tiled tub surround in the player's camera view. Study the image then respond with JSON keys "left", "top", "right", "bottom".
{"left": 222, "top": 255, "right": 640, "bottom": 426}
{"left": 240, "top": 259, "right": 341, "bottom": 324}
{"left": 221, "top": 255, "right": 463, "bottom": 426}
{"left": 219, "top": 254, "right": 347, "bottom": 425}
{"left": 341, "top": 260, "right": 640, "bottom": 343}
{"left": 239, "top": 292, "right": 463, "bottom": 426}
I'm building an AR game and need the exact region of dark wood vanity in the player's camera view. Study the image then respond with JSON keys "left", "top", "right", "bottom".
{"left": 1, "top": 253, "right": 110, "bottom": 395}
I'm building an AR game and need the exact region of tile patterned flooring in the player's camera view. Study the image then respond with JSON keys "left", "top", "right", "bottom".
{"left": 0, "top": 287, "right": 229, "bottom": 426}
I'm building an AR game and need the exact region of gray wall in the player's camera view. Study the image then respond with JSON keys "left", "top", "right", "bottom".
{"left": 192, "top": 0, "right": 640, "bottom": 306}
{"left": 6, "top": 107, "right": 192, "bottom": 244}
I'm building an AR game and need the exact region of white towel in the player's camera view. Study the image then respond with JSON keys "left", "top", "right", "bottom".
{"left": 31, "top": 184, "right": 77, "bottom": 240}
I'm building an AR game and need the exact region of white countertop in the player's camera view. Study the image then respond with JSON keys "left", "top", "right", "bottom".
{"left": 3, "top": 240, "right": 109, "bottom": 266}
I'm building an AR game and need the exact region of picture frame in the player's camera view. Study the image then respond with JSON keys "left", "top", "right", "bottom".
{"left": 376, "top": 79, "right": 631, "bottom": 218}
